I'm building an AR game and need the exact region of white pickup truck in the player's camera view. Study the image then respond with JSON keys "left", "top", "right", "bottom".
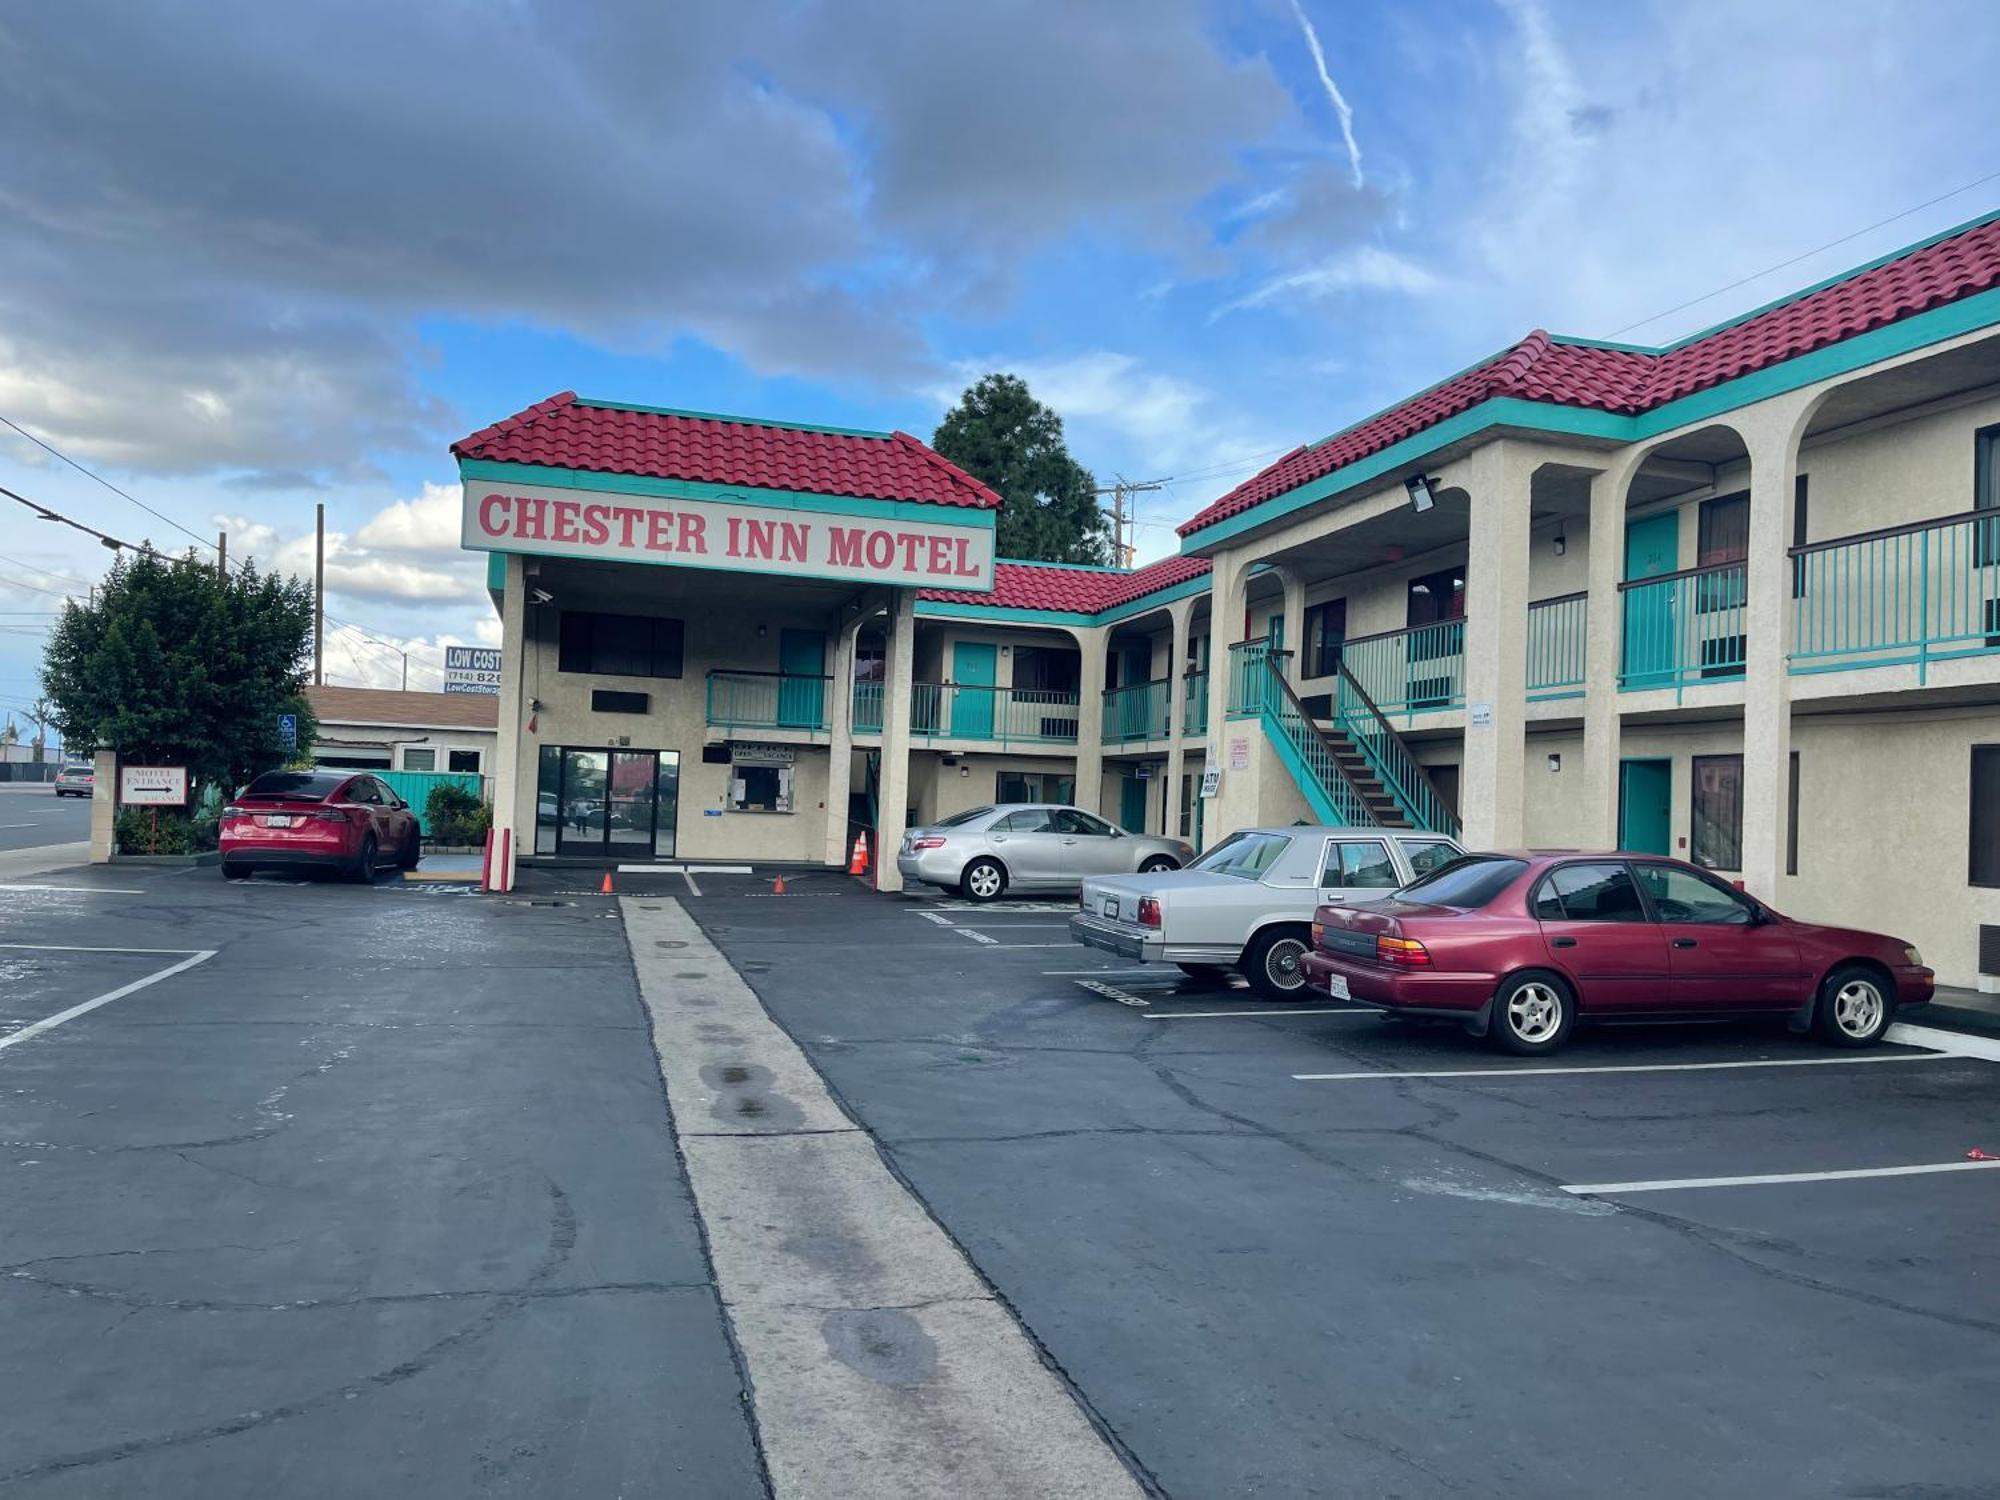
{"left": 1067, "top": 826, "right": 1463, "bottom": 999}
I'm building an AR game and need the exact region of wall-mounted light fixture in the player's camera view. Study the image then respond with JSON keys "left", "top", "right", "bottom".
{"left": 1553, "top": 528, "right": 1568, "bottom": 557}
{"left": 1547, "top": 753, "right": 1562, "bottom": 774}
{"left": 1404, "top": 474, "right": 1436, "bottom": 514}
{"left": 756, "top": 623, "right": 768, "bottom": 638}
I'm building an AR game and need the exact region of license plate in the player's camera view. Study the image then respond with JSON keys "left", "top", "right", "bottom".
{"left": 262, "top": 814, "right": 297, "bottom": 828}
{"left": 1323, "top": 972, "right": 1350, "bottom": 1000}
{"left": 1101, "top": 897, "right": 1118, "bottom": 918}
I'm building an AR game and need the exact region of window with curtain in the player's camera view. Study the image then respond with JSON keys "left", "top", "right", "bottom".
{"left": 1697, "top": 493, "right": 1750, "bottom": 612}
{"left": 1690, "top": 754, "right": 1745, "bottom": 870}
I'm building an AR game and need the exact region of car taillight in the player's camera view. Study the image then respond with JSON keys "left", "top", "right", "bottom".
{"left": 222, "top": 805, "right": 245, "bottom": 818}
{"left": 1137, "top": 897, "right": 1162, "bottom": 928}
{"left": 911, "top": 836, "right": 945, "bottom": 850}
{"left": 1375, "top": 934, "right": 1432, "bottom": 967}
{"left": 1311, "top": 919, "right": 1325, "bottom": 949}
{"left": 311, "top": 807, "right": 352, "bottom": 823}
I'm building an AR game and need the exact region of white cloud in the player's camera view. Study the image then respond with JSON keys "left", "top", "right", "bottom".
{"left": 216, "top": 481, "right": 481, "bottom": 607}
{"left": 1214, "top": 246, "right": 1440, "bottom": 318}
{"left": 1286, "top": 0, "right": 1364, "bottom": 189}
{"left": 354, "top": 481, "right": 460, "bottom": 554}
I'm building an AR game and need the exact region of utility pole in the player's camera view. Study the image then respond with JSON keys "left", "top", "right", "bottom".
{"left": 313, "top": 503, "right": 325, "bottom": 687}
{"left": 216, "top": 529, "right": 227, "bottom": 581}
{"left": 1090, "top": 475, "right": 1166, "bottom": 569}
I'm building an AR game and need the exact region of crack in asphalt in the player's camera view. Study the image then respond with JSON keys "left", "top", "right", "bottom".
{"left": 0, "top": 1180, "right": 582, "bottom": 1488}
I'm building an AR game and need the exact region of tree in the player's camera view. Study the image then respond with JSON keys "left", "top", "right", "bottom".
{"left": 41, "top": 550, "right": 317, "bottom": 798}
{"left": 932, "top": 374, "right": 1114, "bottom": 565}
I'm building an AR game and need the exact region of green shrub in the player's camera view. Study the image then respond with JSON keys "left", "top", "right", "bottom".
{"left": 114, "top": 805, "right": 197, "bottom": 855}
{"left": 424, "top": 781, "right": 491, "bottom": 845}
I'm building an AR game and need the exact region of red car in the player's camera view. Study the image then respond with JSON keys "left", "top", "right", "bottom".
{"left": 1302, "top": 852, "right": 1933, "bottom": 1055}
{"left": 220, "top": 769, "right": 421, "bottom": 882}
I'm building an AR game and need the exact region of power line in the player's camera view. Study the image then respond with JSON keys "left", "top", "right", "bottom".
{"left": 0, "top": 412, "right": 216, "bottom": 551}
{"left": 1611, "top": 166, "right": 2000, "bottom": 337}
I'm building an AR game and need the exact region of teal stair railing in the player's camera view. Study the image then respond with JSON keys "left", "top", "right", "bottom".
{"left": 1332, "top": 663, "right": 1462, "bottom": 839}
{"left": 1251, "top": 648, "right": 1378, "bottom": 827}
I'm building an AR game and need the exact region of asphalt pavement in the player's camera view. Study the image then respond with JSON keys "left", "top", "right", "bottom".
{"left": 676, "top": 873, "right": 2000, "bottom": 1499}
{"left": 0, "top": 863, "right": 764, "bottom": 1498}
{"left": 0, "top": 784, "right": 89, "bottom": 854}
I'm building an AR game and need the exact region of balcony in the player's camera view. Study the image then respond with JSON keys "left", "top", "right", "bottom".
{"left": 1341, "top": 620, "right": 1465, "bottom": 723}
{"left": 1618, "top": 561, "right": 1746, "bottom": 693}
{"left": 912, "top": 683, "right": 1080, "bottom": 745}
{"left": 1182, "top": 669, "right": 1209, "bottom": 736}
{"left": 1526, "top": 591, "right": 1587, "bottom": 701}
{"left": 1790, "top": 510, "right": 2000, "bottom": 682}
{"left": 706, "top": 670, "right": 832, "bottom": 731}
{"left": 1102, "top": 679, "right": 1172, "bottom": 744}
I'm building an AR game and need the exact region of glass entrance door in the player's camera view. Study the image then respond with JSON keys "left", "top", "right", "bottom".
{"left": 605, "top": 750, "right": 657, "bottom": 859}
{"left": 556, "top": 749, "right": 610, "bottom": 857}
{"left": 548, "top": 747, "right": 679, "bottom": 858}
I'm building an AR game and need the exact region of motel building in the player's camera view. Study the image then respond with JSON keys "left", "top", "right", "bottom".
{"left": 462, "top": 210, "right": 2000, "bottom": 990}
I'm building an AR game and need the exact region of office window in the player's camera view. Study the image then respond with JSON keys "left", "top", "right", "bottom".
{"left": 729, "top": 762, "right": 793, "bottom": 813}
{"left": 1303, "top": 599, "right": 1347, "bottom": 678}
{"left": 1406, "top": 567, "right": 1465, "bottom": 629}
{"left": 591, "top": 689, "right": 649, "bottom": 714}
{"left": 558, "top": 610, "right": 684, "bottom": 679}
{"left": 1012, "top": 645, "right": 1080, "bottom": 693}
{"left": 1697, "top": 493, "right": 1749, "bottom": 612}
{"left": 401, "top": 747, "right": 435, "bottom": 771}
{"left": 1971, "top": 746, "right": 2000, "bottom": 887}
{"left": 997, "top": 771, "right": 1074, "bottom": 804}
{"left": 1691, "top": 754, "right": 1744, "bottom": 871}
{"left": 448, "top": 749, "right": 481, "bottom": 774}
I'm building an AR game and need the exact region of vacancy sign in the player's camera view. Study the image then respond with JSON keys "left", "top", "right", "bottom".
{"left": 120, "top": 765, "right": 188, "bottom": 806}
{"left": 462, "top": 479, "right": 995, "bottom": 591}
{"left": 444, "top": 646, "right": 502, "bottom": 696}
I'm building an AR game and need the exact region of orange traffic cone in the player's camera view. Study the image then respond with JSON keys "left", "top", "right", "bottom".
{"left": 773, "top": 874, "right": 787, "bottom": 895}
{"left": 600, "top": 872, "right": 614, "bottom": 895}
{"left": 848, "top": 831, "right": 869, "bottom": 876}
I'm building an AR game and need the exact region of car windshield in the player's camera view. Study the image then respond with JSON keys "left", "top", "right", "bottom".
{"left": 62, "top": 765, "right": 91, "bottom": 775}
{"left": 932, "top": 805, "right": 997, "bottom": 829}
{"left": 1188, "top": 831, "right": 1291, "bottom": 880}
{"left": 1398, "top": 855, "right": 1529, "bottom": 909}
{"left": 242, "top": 770, "right": 344, "bottom": 801}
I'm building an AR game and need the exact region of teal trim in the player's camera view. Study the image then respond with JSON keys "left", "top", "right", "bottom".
{"left": 378, "top": 771, "right": 483, "bottom": 837}
{"left": 1547, "top": 333, "right": 1663, "bottom": 354}
{"left": 916, "top": 568, "right": 1215, "bottom": 628}
{"left": 485, "top": 552, "right": 506, "bottom": 591}
{"left": 457, "top": 458, "right": 998, "bottom": 530}
{"left": 1094, "top": 572, "right": 1213, "bottom": 623}
{"left": 570, "top": 396, "right": 892, "bottom": 439}
{"left": 1182, "top": 284, "right": 2000, "bottom": 553}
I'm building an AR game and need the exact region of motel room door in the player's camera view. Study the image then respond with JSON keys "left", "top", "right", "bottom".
{"left": 951, "top": 641, "right": 997, "bottom": 738}
{"left": 778, "top": 629, "right": 826, "bottom": 728}
{"left": 1621, "top": 512, "right": 1680, "bottom": 687}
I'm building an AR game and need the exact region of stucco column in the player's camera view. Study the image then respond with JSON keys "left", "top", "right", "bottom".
{"left": 1204, "top": 549, "right": 1250, "bottom": 742}
{"left": 1580, "top": 452, "right": 1645, "bottom": 848}
{"left": 491, "top": 553, "right": 529, "bottom": 870}
{"left": 822, "top": 610, "right": 864, "bottom": 868}
{"left": 1739, "top": 399, "right": 1812, "bottom": 895}
{"left": 873, "top": 588, "right": 917, "bottom": 891}
{"left": 1275, "top": 565, "right": 1307, "bottom": 684}
{"left": 1070, "top": 623, "right": 1108, "bottom": 813}
{"left": 89, "top": 746, "right": 116, "bottom": 862}
{"left": 1459, "top": 443, "right": 1533, "bottom": 849}
{"left": 1162, "top": 597, "right": 1195, "bottom": 838}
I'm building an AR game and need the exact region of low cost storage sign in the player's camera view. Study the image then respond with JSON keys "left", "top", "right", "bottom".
{"left": 461, "top": 479, "right": 995, "bottom": 590}
{"left": 444, "top": 646, "right": 502, "bottom": 696}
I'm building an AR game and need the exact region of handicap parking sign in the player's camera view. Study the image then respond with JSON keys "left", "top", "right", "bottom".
{"left": 277, "top": 712, "right": 297, "bottom": 750}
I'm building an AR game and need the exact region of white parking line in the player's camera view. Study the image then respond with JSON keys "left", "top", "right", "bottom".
{"left": 0, "top": 883, "right": 145, "bottom": 895}
{"left": 1075, "top": 978, "right": 1149, "bottom": 1008}
{"left": 682, "top": 870, "right": 703, "bottom": 897}
{"left": 0, "top": 946, "right": 215, "bottom": 1053}
{"left": 1563, "top": 1160, "right": 2000, "bottom": 1196}
{"left": 954, "top": 929, "right": 999, "bottom": 946}
{"left": 1887, "top": 1021, "right": 2000, "bottom": 1062}
{"left": 1149, "top": 1007, "right": 1382, "bottom": 1020}
{"left": 1042, "top": 967, "right": 1165, "bottom": 977}
{"left": 1293, "top": 1053, "right": 1953, "bottom": 1082}
{"left": 617, "top": 863, "right": 753, "bottom": 874}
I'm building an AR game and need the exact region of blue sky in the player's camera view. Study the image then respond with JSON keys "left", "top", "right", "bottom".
{"left": 3, "top": 0, "right": 1999, "bottom": 722}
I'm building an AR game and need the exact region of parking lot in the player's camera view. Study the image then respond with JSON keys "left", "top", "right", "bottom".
{"left": 676, "top": 872, "right": 2000, "bottom": 1498}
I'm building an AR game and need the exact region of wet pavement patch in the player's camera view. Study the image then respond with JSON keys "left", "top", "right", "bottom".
{"left": 820, "top": 1308, "right": 938, "bottom": 1387}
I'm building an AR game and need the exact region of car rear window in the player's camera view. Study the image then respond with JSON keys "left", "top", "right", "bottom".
{"left": 62, "top": 764, "right": 91, "bottom": 775}
{"left": 1188, "top": 831, "right": 1290, "bottom": 880}
{"left": 1398, "top": 855, "right": 1528, "bottom": 909}
{"left": 933, "top": 805, "right": 995, "bottom": 828}
{"left": 243, "top": 770, "right": 344, "bottom": 800}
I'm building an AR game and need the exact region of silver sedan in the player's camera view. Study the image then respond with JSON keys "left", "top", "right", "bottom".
{"left": 896, "top": 803, "right": 1193, "bottom": 901}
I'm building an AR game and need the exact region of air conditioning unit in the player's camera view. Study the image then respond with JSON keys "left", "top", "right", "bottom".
{"left": 1980, "top": 924, "right": 2000, "bottom": 995}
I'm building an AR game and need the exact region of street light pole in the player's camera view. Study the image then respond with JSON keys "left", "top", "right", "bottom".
{"left": 313, "top": 503, "right": 325, "bottom": 687}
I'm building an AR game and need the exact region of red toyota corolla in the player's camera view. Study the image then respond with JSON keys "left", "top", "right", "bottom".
{"left": 219, "top": 768, "right": 421, "bottom": 882}
{"left": 1302, "top": 851, "right": 1933, "bottom": 1055}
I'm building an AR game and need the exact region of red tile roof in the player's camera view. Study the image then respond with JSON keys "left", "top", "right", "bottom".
{"left": 920, "top": 553, "right": 1211, "bottom": 615}
{"left": 453, "top": 393, "right": 1002, "bottom": 511}
{"left": 1181, "top": 212, "right": 2000, "bottom": 537}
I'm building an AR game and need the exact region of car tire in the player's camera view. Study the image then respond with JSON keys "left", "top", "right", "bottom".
{"left": 350, "top": 834, "right": 379, "bottom": 884}
{"left": 1489, "top": 971, "right": 1576, "bottom": 1055}
{"left": 959, "top": 858, "right": 1006, "bottom": 902}
{"left": 1175, "top": 962, "right": 1230, "bottom": 981}
{"left": 1815, "top": 963, "right": 1893, "bottom": 1048}
{"left": 1139, "top": 856, "right": 1178, "bottom": 874}
{"left": 1243, "top": 925, "right": 1312, "bottom": 1000}
{"left": 221, "top": 862, "right": 251, "bottom": 881}
{"left": 398, "top": 830, "right": 421, "bottom": 870}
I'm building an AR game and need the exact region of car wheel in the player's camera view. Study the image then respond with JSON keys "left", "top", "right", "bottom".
{"left": 222, "top": 861, "right": 251, "bottom": 881}
{"left": 1139, "top": 855, "right": 1178, "bottom": 874}
{"left": 350, "top": 833, "right": 379, "bottom": 884}
{"left": 959, "top": 858, "right": 1006, "bottom": 902}
{"left": 1815, "top": 963, "right": 1893, "bottom": 1048}
{"left": 398, "top": 830, "right": 421, "bottom": 870}
{"left": 1244, "top": 926, "right": 1312, "bottom": 1000}
{"left": 1175, "top": 962, "right": 1230, "bottom": 982}
{"left": 1489, "top": 971, "right": 1576, "bottom": 1055}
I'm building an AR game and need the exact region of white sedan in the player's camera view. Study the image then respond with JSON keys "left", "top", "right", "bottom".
{"left": 1067, "top": 826, "right": 1463, "bottom": 999}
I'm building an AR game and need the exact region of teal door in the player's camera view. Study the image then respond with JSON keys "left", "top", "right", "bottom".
{"left": 950, "top": 641, "right": 997, "bottom": 738}
{"left": 1622, "top": 512, "right": 1680, "bottom": 686}
{"left": 778, "top": 629, "right": 826, "bottom": 727}
{"left": 1618, "top": 758, "right": 1672, "bottom": 854}
{"left": 1120, "top": 773, "right": 1149, "bottom": 833}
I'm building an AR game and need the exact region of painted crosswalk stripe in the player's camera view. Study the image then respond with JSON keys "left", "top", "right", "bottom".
{"left": 1563, "top": 1159, "right": 2000, "bottom": 1196}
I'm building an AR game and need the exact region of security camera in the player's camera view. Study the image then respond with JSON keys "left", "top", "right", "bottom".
{"left": 530, "top": 587, "right": 555, "bottom": 606}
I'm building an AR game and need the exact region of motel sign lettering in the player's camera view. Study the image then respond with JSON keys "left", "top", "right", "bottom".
{"left": 462, "top": 479, "right": 995, "bottom": 590}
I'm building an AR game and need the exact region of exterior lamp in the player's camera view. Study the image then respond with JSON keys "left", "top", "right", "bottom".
{"left": 1553, "top": 528, "right": 1567, "bottom": 556}
{"left": 1404, "top": 475, "right": 1435, "bottom": 514}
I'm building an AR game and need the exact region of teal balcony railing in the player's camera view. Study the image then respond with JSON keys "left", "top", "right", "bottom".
{"left": 706, "top": 670, "right": 831, "bottom": 730}
{"left": 1226, "top": 638, "right": 1273, "bottom": 716}
{"left": 1102, "top": 679, "right": 1172, "bottom": 743}
{"left": 1340, "top": 619, "right": 1465, "bottom": 722}
{"left": 1526, "top": 591, "right": 1587, "bottom": 700}
{"left": 853, "top": 678, "right": 884, "bottom": 733}
{"left": 912, "top": 683, "right": 1080, "bottom": 745}
{"left": 1619, "top": 561, "right": 1746, "bottom": 693}
{"left": 1791, "top": 510, "right": 2000, "bottom": 682}
{"left": 1182, "top": 669, "right": 1209, "bottom": 735}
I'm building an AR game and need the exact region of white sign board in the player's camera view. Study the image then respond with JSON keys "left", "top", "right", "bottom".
{"left": 120, "top": 765, "right": 188, "bottom": 806}
{"left": 444, "top": 645, "right": 502, "bottom": 696}
{"left": 1199, "top": 766, "right": 1221, "bottom": 798}
{"left": 1468, "top": 701, "right": 1494, "bottom": 729}
{"left": 1228, "top": 736, "right": 1251, "bottom": 772}
{"left": 462, "top": 479, "right": 996, "bottom": 591}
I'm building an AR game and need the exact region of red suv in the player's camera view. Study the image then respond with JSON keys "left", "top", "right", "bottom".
{"left": 1303, "top": 852, "right": 1932, "bottom": 1054}
{"left": 220, "top": 769, "right": 420, "bottom": 882}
